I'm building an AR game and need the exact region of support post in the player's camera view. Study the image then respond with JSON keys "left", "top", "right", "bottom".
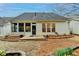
{"left": 17, "top": 23, "right": 19, "bottom": 32}
{"left": 51, "top": 23, "right": 52, "bottom": 32}
{"left": 46, "top": 23, "right": 47, "bottom": 32}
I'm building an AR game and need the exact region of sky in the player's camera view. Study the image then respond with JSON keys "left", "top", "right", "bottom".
{"left": 0, "top": 3, "right": 79, "bottom": 17}
{"left": 0, "top": 3, "right": 57, "bottom": 17}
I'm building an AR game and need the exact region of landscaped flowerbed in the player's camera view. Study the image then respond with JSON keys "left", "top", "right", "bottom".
{"left": 48, "top": 35, "right": 74, "bottom": 39}
{"left": 0, "top": 35, "right": 75, "bottom": 42}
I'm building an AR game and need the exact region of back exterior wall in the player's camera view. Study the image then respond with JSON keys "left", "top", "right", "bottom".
{"left": 11, "top": 20, "right": 70, "bottom": 36}
{"left": 36, "top": 21, "right": 70, "bottom": 35}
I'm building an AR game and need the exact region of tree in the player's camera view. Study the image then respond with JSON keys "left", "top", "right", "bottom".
{"left": 52, "top": 3, "right": 79, "bottom": 18}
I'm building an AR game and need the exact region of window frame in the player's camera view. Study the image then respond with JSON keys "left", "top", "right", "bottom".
{"left": 52, "top": 23, "right": 55, "bottom": 32}
{"left": 19, "top": 23, "right": 24, "bottom": 32}
{"left": 25, "top": 23, "right": 31, "bottom": 32}
{"left": 42, "top": 23, "right": 46, "bottom": 32}
{"left": 12, "top": 23, "right": 17, "bottom": 32}
{"left": 47, "top": 23, "right": 51, "bottom": 32}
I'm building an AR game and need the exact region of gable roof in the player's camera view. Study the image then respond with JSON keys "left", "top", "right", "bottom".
{"left": 0, "top": 12, "right": 70, "bottom": 25}
{"left": 13, "top": 12, "right": 69, "bottom": 21}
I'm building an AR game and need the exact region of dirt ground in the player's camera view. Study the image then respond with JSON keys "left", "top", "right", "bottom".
{"left": 0, "top": 35, "right": 79, "bottom": 56}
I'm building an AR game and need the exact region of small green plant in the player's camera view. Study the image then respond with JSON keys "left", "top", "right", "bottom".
{"left": 54, "top": 47, "right": 73, "bottom": 56}
{"left": 0, "top": 50, "right": 6, "bottom": 56}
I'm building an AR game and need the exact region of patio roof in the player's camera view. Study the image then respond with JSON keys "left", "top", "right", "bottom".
{"left": 13, "top": 12, "right": 70, "bottom": 21}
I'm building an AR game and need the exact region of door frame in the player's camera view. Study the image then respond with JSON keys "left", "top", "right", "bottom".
{"left": 32, "top": 24, "right": 36, "bottom": 35}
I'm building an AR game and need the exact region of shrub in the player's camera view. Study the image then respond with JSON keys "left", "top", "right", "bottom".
{"left": 54, "top": 47, "right": 73, "bottom": 56}
{"left": 0, "top": 50, "right": 6, "bottom": 56}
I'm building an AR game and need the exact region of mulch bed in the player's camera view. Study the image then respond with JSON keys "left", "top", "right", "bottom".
{"left": 0, "top": 35, "right": 75, "bottom": 42}
{"left": 3, "top": 35, "right": 20, "bottom": 42}
{"left": 47, "top": 35, "right": 74, "bottom": 39}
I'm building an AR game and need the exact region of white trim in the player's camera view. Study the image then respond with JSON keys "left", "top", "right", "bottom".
{"left": 17, "top": 23, "right": 19, "bottom": 32}
{"left": 45, "top": 23, "right": 47, "bottom": 32}
{"left": 50, "top": 23, "right": 52, "bottom": 32}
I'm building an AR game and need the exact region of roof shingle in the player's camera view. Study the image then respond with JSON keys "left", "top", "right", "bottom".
{"left": 13, "top": 12, "right": 69, "bottom": 20}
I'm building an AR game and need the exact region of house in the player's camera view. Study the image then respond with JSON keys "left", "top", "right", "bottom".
{"left": 0, "top": 17, "right": 12, "bottom": 36}
{"left": 68, "top": 15, "right": 79, "bottom": 35}
{"left": 0, "top": 12, "right": 70, "bottom": 36}
{"left": 70, "top": 17, "right": 79, "bottom": 35}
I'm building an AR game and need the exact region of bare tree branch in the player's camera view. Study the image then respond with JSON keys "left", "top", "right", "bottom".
{"left": 52, "top": 3, "right": 79, "bottom": 17}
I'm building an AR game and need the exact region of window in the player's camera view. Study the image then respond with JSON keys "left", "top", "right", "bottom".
{"left": 52, "top": 23, "right": 55, "bottom": 32}
{"left": 12, "top": 23, "right": 17, "bottom": 32}
{"left": 19, "top": 23, "right": 24, "bottom": 32}
{"left": 25, "top": 23, "right": 31, "bottom": 32}
{"left": 42, "top": 23, "right": 46, "bottom": 32}
{"left": 47, "top": 23, "right": 51, "bottom": 32}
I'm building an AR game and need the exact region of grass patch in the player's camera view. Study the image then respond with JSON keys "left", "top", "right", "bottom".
{"left": 53, "top": 47, "right": 74, "bottom": 56}
{"left": 0, "top": 50, "right": 6, "bottom": 56}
